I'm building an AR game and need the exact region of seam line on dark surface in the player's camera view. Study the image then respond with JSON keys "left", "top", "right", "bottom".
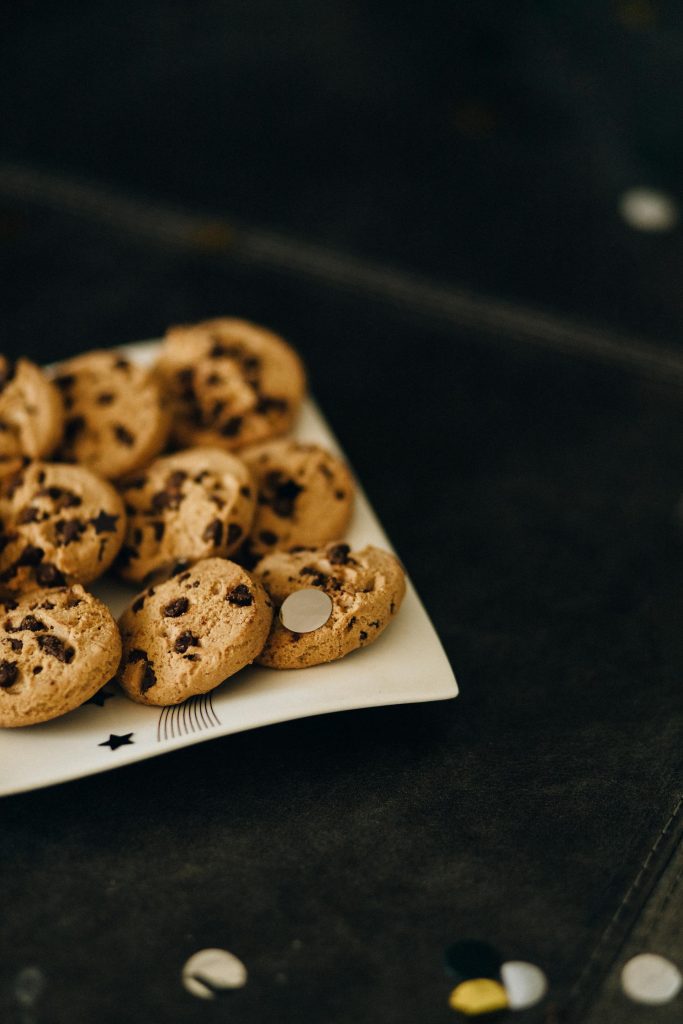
{"left": 567, "top": 792, "right": 683, "bottom": 1017}
{"left": 2, "top": 160, "right": 683, "bottom": 385}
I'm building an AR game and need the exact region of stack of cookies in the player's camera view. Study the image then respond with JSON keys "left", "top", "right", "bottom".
{"left": 0, "top": 319, "right": 406, "bottom": 727}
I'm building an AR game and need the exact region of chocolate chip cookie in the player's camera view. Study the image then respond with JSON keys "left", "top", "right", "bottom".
{"left": 240, "top": 440, "right": 355, "bottom": 563}
{"left": 115, "top": 448, "right": 255, "bottom": 584}
{"left": 253, "top": 543, "right": 406, "bottom": 668}
{"left": 0, "top": 462, "right": 126, "bottom": 590}
{"left": 0, "top": 585, "right": 122, "bottom": 727}
{"left": 0, "top": 355, "right": 64, "bottom": 462}
{"left": 52, "top": 349, "right": 170, "bottom": 479}
{"left": 118, "top": 557, "right": 273, "bottom": 705}
{"left": 155, "top": 318, "right": 306, "bottom": 451}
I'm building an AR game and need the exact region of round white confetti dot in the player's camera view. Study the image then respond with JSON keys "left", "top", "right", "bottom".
{"left": 501, "top": 960, "right": 548, "bottom": 1011}
{"left": 182, "top": 948, "right": 247, "bottom": 1000}
{"left": 621, "top": 953, "right": 682, "bottom": 1005}
{"left": 280, "top": 588, "right": 333, "bottom": 633}
{"left": 619, "top": 188, "right": 679, "bottom": 233}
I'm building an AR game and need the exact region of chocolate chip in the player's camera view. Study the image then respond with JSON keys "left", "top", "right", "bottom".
{"left": 299, "top": 566, "right": 328, "bottom": 587}
{"left": 255, "top": 395, "right": 288, "bottom": 416}
{"left": 55, "top": 519, "right": 85, "bottom": 546}
{"left": 96, "top": 392, "right": 115, "bottom": 405}
{"left": 0, "top": 565, "right": 18, "bottom": 583}
{"left": 328, "top": 543, "right": 351, "bottom": 565}
{"left": 183, "top": 654, "right": 200, "bottom": 661}
{"left": 141, "top": 661, "right": 157, "bottom": 692}
{"left": 151, "top": 521, "right": 165, "bottom": 542}
{"left": 17, "top": 545, "right": 44, "bottom": 566}
{"left": 39, "top": 600, "right": 55, "bottom": 609}
{"left": 64, "top": 415, "right": 85, "bottom": 442}
{"left": 0, "top": 532, "right": 18, "bottom": 554}
{"left": 259, "top": 530, "right": 278, "bottom": 546}
{"left": 260, "top": 473, "right": 304, "bottom": 518}
{"left": 16, "top": 615, "right": 47, "bottom": 632}
{"left": 8, "top": 638, "right": 22, "bottom": 652}
{"left": 359, "top": 631, "right": 368, "bottom": 641}
{"left": 35, "top": 486, "right": 82, "bottom": 509}
{"left": 0, "top": 660, "right": 18, "bottom": 687}
{"left": 210, "top": 342, "right": 241, "bottom": 359}
{"left": 167, "top": 470, "right": 187, "bottom": 488}
{"left": 35, "top": 563, "right": 66, "bottom": 586}
{"left": 206, "top": 372, "right": 222, "bottom": 386}
{"left": 132, "top": 528, "right": 143, "bottom": 546}
{"left": 1, "top": 471, "right": 24, "bottom": 499}
{"left": 226, "top": 584, "right": 253, "bottom": 607}
{"left": 346, "top": 616, "right": 357, "bottom": 631}
{"left": 202, "top": 520, "right": 223, "bottom": 546}
{"left": 113, "top": 424, "right": 134, "bottom": 446}
{"left": 37, "top": 634, "right": 75, "bottom": 663}
{"left": 177, "top": 572, "right": 191, "bottom": 582}
{"left": 90, "top": 510, "right": 119, "bottom": 534}
{"left": 240, "top": 485, "right": 251, "bottom": 499}
{"left": 194, "top": 470, "right": 210, "bottom": 483}
{"left": 132, "top": 596, "right": 145, "bottom": 613}
{"left": 336, "top": 491, "right": 346, "bottom": 500}
{"left": 227, "top": 523, "right": 242, "bottom": 545}
{"left": 128, "top": 648, "right": 147, "bottom": 663}
{"left": 220, "top": 416, "right": 243, "bottom": 437}
{"left": 0, "top": 598, "right": 17, "bottom": 610}
{"left": 162, "top": 597, "right": 189, "bottom": 617}
{"left": 33, "top": 665, "right": 42, "bottom": 675}
{"left": 17, "top": 506, "right": 40, "bottom": 524}
{"left": 113, "top": 357, "right": 130, "bottom": 370}
{"left": 54, "top": 374, "right": 75, "bottom": 391}
{"left": 174, "top": 631, "right": 200, "bottom": 653}
{"left": 151, "top": 489, "right": 182, "bottom": 512}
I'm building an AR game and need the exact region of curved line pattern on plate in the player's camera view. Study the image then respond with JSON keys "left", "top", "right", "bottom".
{"left": 156, "top": 694, "right": 222, "bottom": 742}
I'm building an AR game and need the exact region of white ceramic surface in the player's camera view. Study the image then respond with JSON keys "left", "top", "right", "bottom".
{"left": 0, "top": 340, "right": 458, "bottom": 796}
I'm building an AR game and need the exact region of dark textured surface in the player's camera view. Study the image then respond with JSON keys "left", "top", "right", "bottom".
{"left": 1, "top": 3, "right": 683, "bottom": 1019}
{"left": 2, "top": 1, "right": 683, "bottom": 341}
{"left": 0, "top": 208, "right": 682, "bottom": 1022}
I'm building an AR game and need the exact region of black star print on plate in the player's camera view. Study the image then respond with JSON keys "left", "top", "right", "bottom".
{"left": 98, "top": 733, "right": 134, "bottom": 750}
{"left": 90, "top": 511, "right": 120, "bottom": 534}
{"left": 86, "top": 688, "right": 115, "bottom": 707}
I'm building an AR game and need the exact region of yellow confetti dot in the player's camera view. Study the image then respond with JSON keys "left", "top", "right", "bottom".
{"left": 449, "top": 978, "right": 509, "bottom": 1016}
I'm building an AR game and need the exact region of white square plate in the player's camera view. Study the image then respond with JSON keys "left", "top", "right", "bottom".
{"left": 0, "top": 340, "right": 457, "bottom": 797}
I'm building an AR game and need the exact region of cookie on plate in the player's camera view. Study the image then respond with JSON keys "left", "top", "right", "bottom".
{"left": 240, "top": 440, "right": 355, "bottom": 564}
{"left": 0, "top": 462, "right": 126, "bottom": 590}
{"left": 52, "top": 349, "right": 170, "bottom": 479}
{"left": 0, "top": 355, "right": 64, "bottom": 461}
{"left": 116, "top": 448, "right": 255, "bottom": 583}
{"left": 253, "top": 543, "right": 406, "bottom": 669}
{"left": 155, "top": 317, "right": 306, "bottom": 450}
{"left": 118, "top": 557, "right": 273, "bottom": 705}
{"left": 0, "top": 585, "right": 122, "bottom": 727}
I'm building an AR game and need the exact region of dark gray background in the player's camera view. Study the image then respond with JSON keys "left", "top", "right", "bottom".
{"left": 1, "top": 4, "right": 682, "bottom": 1023}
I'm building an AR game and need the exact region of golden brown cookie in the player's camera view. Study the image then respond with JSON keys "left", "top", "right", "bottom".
{"left": 118, "top": 557, "right": 273, "bottom": 705}
{"left": 155, "top": 318, "right": 306, "bottom": 451}
{"left": 116, "top": 448, "right": 255, "bottom": 583}
{"left": 240, "top": 440, "right": 354, "bottom": 563}
{"left": 52, "top": 349, "right": 170, "bottom": 479}
{"left": 0, "top": 585, "right": 122, "bottom": 727}
{"left": 0, "top": 462, "right": 126, "bottom": 590}
{"left": 253, "top": 543, "right": 406, "bottom": 668}
{"left": 0, "top": 355, "right": 64, "bottom": 461}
